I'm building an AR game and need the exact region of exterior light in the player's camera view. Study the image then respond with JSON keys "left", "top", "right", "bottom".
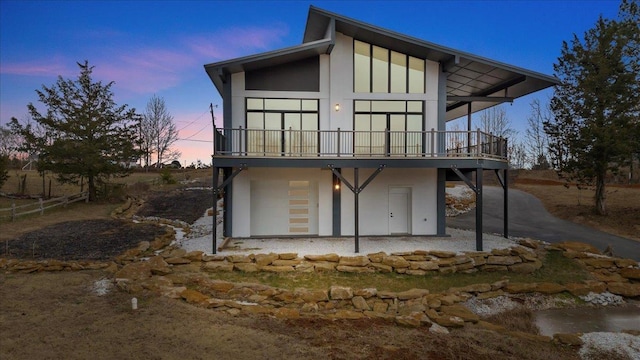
{"left": 334, "top": 183, "right": 340, "bottom": 190}
{"left": 335, "top": 103, "right": 340, "bottom": 111}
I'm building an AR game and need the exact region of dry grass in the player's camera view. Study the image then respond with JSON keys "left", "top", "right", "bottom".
{"left": 484, "top": 307, "right": 539, "bottom": 334}
{"left": 207, "top": 251, "right": 592, "bottom": 293}
{"left": 514, "top": 171, "right": 640, "bottom": 242}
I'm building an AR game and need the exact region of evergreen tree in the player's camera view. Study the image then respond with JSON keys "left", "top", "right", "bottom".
{"left": 9, "top": 61, "right": 141, "bottom": 201}
{"left": 545, "top": 0, "right": 640, "bottom": 215}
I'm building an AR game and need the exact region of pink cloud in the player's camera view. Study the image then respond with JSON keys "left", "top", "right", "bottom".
{"left": 0, "top": 57, "right": 75, "bottom": 77}
{"left": 188, "top": 23, "right": 290, "bottom": 61}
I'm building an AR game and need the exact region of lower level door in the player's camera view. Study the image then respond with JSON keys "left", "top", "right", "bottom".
{"left": 389, "top": 187, "right": 411, "bottom": 234}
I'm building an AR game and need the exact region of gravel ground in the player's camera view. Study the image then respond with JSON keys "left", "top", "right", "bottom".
{"left": 579, "top": 332, "right": 640, "bottom": 360}
{"left": 179, "top": 211, "right": 518, "bottom": 256}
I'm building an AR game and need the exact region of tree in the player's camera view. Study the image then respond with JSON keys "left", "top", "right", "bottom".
{"left": 475, "top": 105, "right": 517, "bottom": 139}
{"left": 140, "top": 95, "right": 180, "bottom": 168}
{"left": 525, "top": 99, "right": 551, "bottom": 169}
{"left": 9, "top": 61, "right": 140, "bottom": 201}
{"left": 0, "top": 154, "right": 8, "bottom": 188}
{"left": 545, "top": 0, "right": 640, "bottom": 215}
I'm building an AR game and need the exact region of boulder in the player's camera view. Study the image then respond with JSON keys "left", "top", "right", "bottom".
{"left": 410, "top": 261, "right": 439, "bottom": 271}
{"left": 397, "top": 288, "right": 429, "bottom": 300}
{"left": 254, "top": 253, "right": 278, "bottom": 267}
{"left": 352, "top": 296, "right": 371, "bottom": 311}
{"left": 534, "top": 282, "right": 566, "bottom": 295}
{"left": 370, "top": 263, "right": 393, "bottom": 273}
{"left": 429, "top": 250, "right": 456, "bottom": 258}
{"left": 339, "top": 256, "right": 370, "bottom": 267}
{"left": 313, "top": 262, "right": 337, "bottom": 272}
{"left": 615, "top": 259, "right": 639, "bottom": 268}
{"left": 147, "top": 256, "right": 172, "bottom": 276}
{"left": 620, "top": 268, "right": 640, "bottom": 281}
{"left": 180, "top": 289, "right": 209, "bottom": 305}
{"left": 487, "top": 256, "right": 522, "bottom": 266}
{"left": 367, "top": 252, "right": 386, "bottom": 263}
{"left": 440, "top": 304, "right": 479, "bottom": 323}
{"left": 278, "top": 253, "right": 298, "bottom": 260}
{"left": 354, "top": 288, "right": 377, "bottom": 298}
{"left": 509, "top": 260, "right": 542, "bottom": 274}
{"left": 607, "top": 282, "right": 640, "bottom": 297}
{"left": 372, "top": 301, "right": 389, "bottom": 313}
{"left": 185, "top": 251, "right": 204, "bottom": 261}
{"left": 295, "top": 289, "right": 328, "bottom": 303}
{"left": 204, "top": 280, "right": 235, "bottom": 293}
{"left": 165, "top": 257, "right": 191, "bottom": 265}
{"left": 234, "top": 263, "right": 259, "bottom": 272}
{"left": 382, "top": 256, "right": 410, "bottom": 268}
{"left": 115, "top": 262, "right": 152, "bottom": 281}
{"left": 304, "top": 253, "right": 340, "bottom": 262}
{"left": 274, "top": 307, "right": 300, "bottom": 319}
{"left": 330, "top": 286, "right": 354, "bottom": 300}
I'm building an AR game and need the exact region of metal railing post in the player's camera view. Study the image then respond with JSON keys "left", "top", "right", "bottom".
{"left": 337, "top": 128, "right": 341, "bottom": 157}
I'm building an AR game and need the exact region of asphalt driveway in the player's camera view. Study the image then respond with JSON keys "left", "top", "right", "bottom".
{"left": 447, "top": 186, "right": 640, "bottom": 261}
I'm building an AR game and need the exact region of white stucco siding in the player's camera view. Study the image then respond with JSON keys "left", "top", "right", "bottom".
{"left": 339, "top": 168, "right": 438, "bottom": 236}
{"left": 231, "top": 168, "right": 332, "bottom": 237}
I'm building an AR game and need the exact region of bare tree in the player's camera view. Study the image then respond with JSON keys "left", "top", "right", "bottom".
{"left": 525, "top": 99, "right": 551, "bottom": 169}
{"left": 141, "top": 95, "right": 180, "bottom": 167}
{"left": 475, "top": 105, "right": 517, "bottom": 138}
{"left": 508, "top": 140, "right": 528, "bottom": 169}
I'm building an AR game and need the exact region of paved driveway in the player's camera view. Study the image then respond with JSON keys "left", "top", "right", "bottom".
{"left": 446, "top": 186, "right": 640, "bottom": 261}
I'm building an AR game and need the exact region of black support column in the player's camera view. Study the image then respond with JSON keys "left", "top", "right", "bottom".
{"left": 475, "top": 168, "right": 483, "bottom": 251}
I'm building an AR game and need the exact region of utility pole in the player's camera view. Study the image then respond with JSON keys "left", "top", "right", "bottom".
{"left": 210, "top": 103, "right": 218, "bottom": 254}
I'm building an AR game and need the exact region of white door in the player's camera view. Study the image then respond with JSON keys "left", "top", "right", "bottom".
{"left": 389, "top": 187, "right": 411, "bottom": 234}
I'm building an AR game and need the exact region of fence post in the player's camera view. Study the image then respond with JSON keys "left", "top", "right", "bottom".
{"left": 337, "top": 128, "right": 341, "bottom": 157}
{"left": 39, "top": 198, "right": 44, "bottom": 215}
{"left": 476, "top": 129, "right": 481, "bottom": 156}
{"left": 430, "top": 128, "right": 435, "bottom": 157}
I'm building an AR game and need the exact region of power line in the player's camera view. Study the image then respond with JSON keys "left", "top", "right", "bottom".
{"left": 177, "top": 138, "right": 212, "bottom": 143}
{"left": 177, "top": 110, "right": 208, "bottom": 131}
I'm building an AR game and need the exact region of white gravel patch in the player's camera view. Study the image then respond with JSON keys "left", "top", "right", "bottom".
{"left": 579, "top": 332, "right": 640, "bottom": 360}
{"left": 180, "top": 224, "right": 516, "bottom": 256}
{"left": 92, "top": 279, "right": 112, "bottom": 296}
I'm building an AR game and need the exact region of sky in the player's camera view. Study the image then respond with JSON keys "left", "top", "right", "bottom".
{"left": 0, "top": 0, "right": 621, "bottom": 166}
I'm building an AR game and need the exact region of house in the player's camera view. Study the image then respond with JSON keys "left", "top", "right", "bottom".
{"left": 204, "top": 6, "right": 558, "bottom": 253}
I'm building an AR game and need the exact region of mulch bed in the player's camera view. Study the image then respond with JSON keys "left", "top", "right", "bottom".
{"left": 136, "top": 188, "right": 214, "bottom": 223}
{"left": 4, "top": 219, "right": 167, "bottom": 261}
{"left": 3, "top": 187, "right": 214, "bottom": 261}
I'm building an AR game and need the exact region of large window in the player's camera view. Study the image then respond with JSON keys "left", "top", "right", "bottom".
{"left": 246, "top": 98, "right": 319, "bottom": 156}
{"left": 354, "top": 100, "right": 423, "bottom": 155}
{"left": 354, "top": 40, "right": 425, "bottom": 94}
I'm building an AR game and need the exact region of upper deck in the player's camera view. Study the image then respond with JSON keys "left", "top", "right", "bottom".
{"left": 212, "top": 127, "right": 509, "bottom": 169}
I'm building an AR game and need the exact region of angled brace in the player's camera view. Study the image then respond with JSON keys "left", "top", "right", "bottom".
{"left": 450, "top": 166, "right": 479, "bottom": 194}
{"left": 494, "top": 169, "right": 506, "bottom": 189}
{"left": 214, "top": 164, "right": 246, "bottom": 193}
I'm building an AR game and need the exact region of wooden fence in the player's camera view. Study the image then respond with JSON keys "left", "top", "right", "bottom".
{"left": 0, "top": 192, "right": 89, "bottom": 221}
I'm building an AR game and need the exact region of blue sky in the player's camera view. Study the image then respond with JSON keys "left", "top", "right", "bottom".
{"left": 0, "top": 0, "right": 620, "bottom": 165}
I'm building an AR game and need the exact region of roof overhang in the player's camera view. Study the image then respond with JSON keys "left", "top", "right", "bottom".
{"left": 205, "top": 6, "right": 559, "bottom": 121}
{"left": 204, "top": 38, "right": 333, "bottom": 94}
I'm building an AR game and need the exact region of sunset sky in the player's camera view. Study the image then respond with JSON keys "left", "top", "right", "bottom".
{"left": 0, "top": 1, "right": 620, "bottom": 166}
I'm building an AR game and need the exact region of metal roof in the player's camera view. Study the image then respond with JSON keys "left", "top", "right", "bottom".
{"left": 205, "top": 6, "right": 559, "bottom": 121}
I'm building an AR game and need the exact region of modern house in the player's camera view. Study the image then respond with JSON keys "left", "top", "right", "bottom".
{"left": 205, "top": 6, "right": 558, "bottom": 253}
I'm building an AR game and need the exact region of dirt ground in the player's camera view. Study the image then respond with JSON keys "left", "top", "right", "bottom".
{"left": 513, "top": 172, "right": 640, "bottom": 242}
{"left": 0, "top": 271, "right": 580, "bottom": 360}
{"left": 0, "top": 177, "right": 617, "bottom": 359}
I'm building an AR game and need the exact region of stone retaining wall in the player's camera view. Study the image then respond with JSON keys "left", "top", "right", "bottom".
{"left": 1, "top": 234, "right": 639, "bottom": 334}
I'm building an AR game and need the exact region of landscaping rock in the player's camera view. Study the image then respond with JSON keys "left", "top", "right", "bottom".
{"left": 339, "top": 256, "right": 370, "bottom": 267}
{"left": 330, "top": 286, "right": 354, "bottom": 300}
{"left": 304, "top": 253, "right": 340, "bottom": 262}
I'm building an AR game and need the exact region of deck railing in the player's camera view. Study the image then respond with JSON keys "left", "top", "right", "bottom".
{"left": 213, "top": 127, "right": 508, "bottom": 160}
